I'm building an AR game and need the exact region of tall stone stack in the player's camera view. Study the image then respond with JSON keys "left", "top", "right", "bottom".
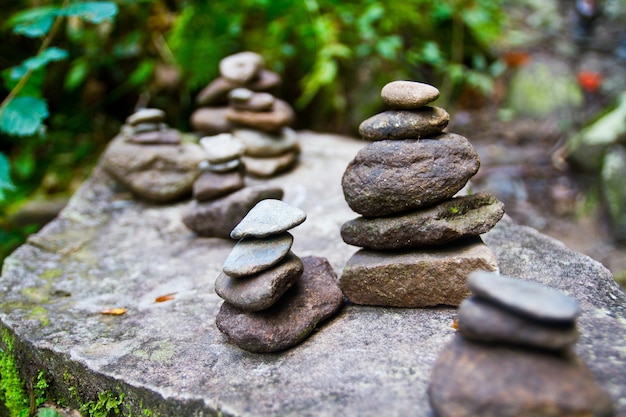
{"left": 214, "top": 199, "right": 344, "bottom": 352}
{"left": 181, "top": 134, "right": 283, "bottom": 238}
{"left": 429, "top": 270, "right": 615, "bottom": 417}
{"left": 339, "top": 81, "right": 505, "bottom": 308}
{"left": 190, "top": 51, "right": 300, "bottom": 177}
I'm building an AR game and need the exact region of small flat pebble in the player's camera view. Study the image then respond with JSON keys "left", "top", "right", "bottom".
{"left": 230, "top": 199, "right": 306, "bottom": 239}
{"left": 467, "top": 270, "right": 581, "bottom": 323}
{"left": 358, "top": 107, "right": 449, "bottom": 141}
{"left": 126, "top": 108, "right": 166, "bottom": 126}
{"left": 127, "top": 129, "right": 181, "bottom": 145}
{"left": 215, "top": 252, "right": 303, "bottom": 312}
{"left": 233, "top": 127, "right": 298, "bottom": 157}
{"left": 199, "top": 133, "right": 246, "bottom": 164}
{"left": 458, "top": 296, "right": 579, "bottom": 351}
{"left": 193, "top": 170, "right": 244, "bottom": 202}
{"left": 223, "top": 232, "right": 293, "bottom": 278}
{"left": 219, "top": 51, "right": 264, "bottom": 84}
{"left": 199, "top": 159, "right": 242, "bottom": 173}
{"left": 226, "top": 99, "right": 295, "bottom": 133}
{"left": 190, "top": 107, "right": 233, "bottom": 135}
{"left": 241, "top": 150, "right": 300, "bottom": 178}
{"left": 132, "top": 122, "right": 164, "bottom": 133}
{"left": 380, "top": 80, "right": 440, "bottom": 109}
{"left": 229, "top": 88, "right": 254, "bottom": 102}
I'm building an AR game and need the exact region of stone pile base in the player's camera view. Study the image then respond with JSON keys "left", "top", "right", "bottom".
{"left": 1, "top": 133, "right": 625, "bottom": 417}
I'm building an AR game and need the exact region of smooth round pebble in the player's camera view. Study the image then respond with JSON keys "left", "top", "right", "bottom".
{"left": 219, "top": 51, "right": 264, "bottom": 84}
{"left": 199, "top": 133, "right": 246, "bottom": 164}
{"left": 381, "top": 81, "right": 440, "bottom": 109}
{"left": 231, "top": 199, "right": 306, "bottom": 239}
{"left": 467, "top": 270, "right": 581, "bottom": 323}
{"left": 233, "top": 127, "right": 298, "bottom": 157}
{"left": 126, "top": 108, "right": 166, "bottom": 126}
{"left": 223, "top": 232, "right": 294, "bottom": 278}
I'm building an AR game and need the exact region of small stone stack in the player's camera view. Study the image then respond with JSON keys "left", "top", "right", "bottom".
{"left": 429, "top": 270, "right": 615, "bottom": 417}
{"left": 190, "top": 51, "right": 300, "bottom": 177}
{"left": 182, "top": 134, "right": 283, "bottom": 238}
{"left": 339, "top": 81, "right": 505, "bottom": 308}
{"left": 102, "top": 108, "right": 205, "bottom": 203}
{"left": 215, "top": 199, "right": 344, "bottom": 352}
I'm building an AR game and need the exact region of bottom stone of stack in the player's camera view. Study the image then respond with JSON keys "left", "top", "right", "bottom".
{"left": 428, "top": 335, "right": 615, "bottom": 417}
{"left": 216, "top": 256, "right": 344, "bottom": 353}
{"left": 339, "top": 237, "right": 497, "bottom": 308}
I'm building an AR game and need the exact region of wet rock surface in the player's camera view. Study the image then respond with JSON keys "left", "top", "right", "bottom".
{"left": 1, "top": 132, "right": 624, "bottom": 417}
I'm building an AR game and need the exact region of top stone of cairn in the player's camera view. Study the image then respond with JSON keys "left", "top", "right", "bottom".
{"left": 381, "top": 80, "right": 440, "bottom": 109}
{"left": 230, "top": 199, "right": 307, "bottom": 239}
{"left": 219, "top": 51, "right": 265, "bottom": 84}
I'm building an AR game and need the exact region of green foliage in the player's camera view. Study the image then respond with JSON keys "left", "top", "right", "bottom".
{"left": 80, "top": 390, "right": 125, "bottom": 417}
{"left": 0, "top": 330, "right": 29, "bottom": 417}
{"left": 0, "top": 97, "right": 49, "bottom": 137}
{"left": 0, "top": 153, "right": 16, "bottom": 199}
{"left": 37, "top": 408, "right": 63, "bottom": 417}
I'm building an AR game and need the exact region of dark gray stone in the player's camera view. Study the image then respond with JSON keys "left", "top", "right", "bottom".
{"left": 342, "top": 134, "right": 480, "bottom": 217}
{"left": 216, "top": 256, "right": 344, "bottom": 352}
{"left": 358, "top": 107, "right": 449, "bottom": 140}
{"left": 428, "top": 335, "right": 614, "bottom": 417}
{"left": 199, "top": 133, "right": 246, "bottom": 164}
{"left": 340, "top": 192, "right": 505, "bottom": 249}
{"left": 219, "top": 52, "right": 264, "bottom": 84}
{"left": 0, "top": 133, "right": 624, "bottom": 417}
{"left": 223, "top": 233, "right": 293, "bottom": 278}
{"left": 101, "top": 135, "right": 204, "bottom": 203}
{"left": 126, "top": 108, "right": 166, "bottom": 126}
{"left": 215, "top": 252, "right": 303, "bottom": 312}
{"left": 230, "top": 199, "right": 306, "bottom": 239}
{"left": 241, "top": 150, "right": 300, "bottom": 178}
{"left": 380, "top": 81, "right": 440, "bottom": 109}
{"left": 458, "top": 296, "right": 579, "bottom": 351}
{"left": 182, "top": 185, "right": 283, "bottom": 238}
{"left": 192, "top": 170, "right": 244, "bottom": 202}
{"left": 468, "top": 270, "right": 581, "bottom": 323}
{"left": 339, "top": 237, "right": 498, "bottom": 307}
{"left": 226, "top": 99, "right": 295, "bottom": 133}
{"left": 190, "top": 106, "right": 233, "bottom": 135}
{"left": 233, "top": 127, "right": 299, "bottom": 157}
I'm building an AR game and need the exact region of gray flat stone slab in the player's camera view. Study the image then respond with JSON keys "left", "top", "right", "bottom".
{"left": 1, "top": 132, "right": 625, "bottom": 417}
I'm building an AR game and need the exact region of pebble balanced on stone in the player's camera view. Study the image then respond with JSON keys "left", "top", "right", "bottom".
{"left": 102, "top": 108, "right": 205, "bottom": 203}
{"left": 190, "top": 51, "right": 300, "bottom": 177}
{"left": 429, "top": 270, "right": 615, "bottom": 417}
{"left": 182, "top": 133, "right": 283, "bottom": 238}
{"left": 215, "top": 199, "right": 344, "bottom": 352}
{"left": 339, "top": 81, "right": 505, "bottom": 307}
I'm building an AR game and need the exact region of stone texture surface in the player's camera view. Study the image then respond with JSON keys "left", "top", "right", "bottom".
{"left": 341, "top": 192, "right": 504, "bottom": 249}
{"left": 101, "top": 135, "right": 204, "bottom": 203}
{"left": 127, "top": 108, "right": 166, "bottom": 125}
{"left": 0, "top": 132, "right": 624, "bottom": 417}
{"left": 241, "top": 151, "right": 300, "bottom": 178}
{"left": 342, "top": 134, "right": 480, "bottom": 216}
{"left": 223, "top": 232, "right": 294, "bottom": 278}
{"left": 226, "top": 99, "right": 295, "bottom": 133}
{"left": 182, "top": 185, "right": 283, "bottom": 238}
{"left": 199, "top": 133, "right": 246, "bottom": 164}
{"left": 231, "top": 199, "right": 306, "bottom": 239}
{"left": 219, "top": 52, "right": 264, "bottom": 84}
{"left": 428, "top": 335, "right": 615, "bottom": 417}
{"left": 358, "top": 107, "right": 449, "bottom": 140}
{"left": 339, "top": 237, "right": 498, "bottom": 307}
{"left": 192, "top": 169, "right": 245, "bottom": 202}
{"left": 458, "top": 296, "right": 579, "bottom": 350}
{"left": 216, "top": 256, "right": 344, "bottom": 352}
{"left": 233, "top": 127, "right": 299, "bottom": 157}
{"left": 190, "top": 106, "right": 233, "bottom": 134}
{"left": 215, "top": 252, "right": 303, "bottom": 312}
{"left": 380, "top": 81, "right": 440, "bottom": 109}
{"left": 127, "top": 129, "right": 182, "bottom": 145}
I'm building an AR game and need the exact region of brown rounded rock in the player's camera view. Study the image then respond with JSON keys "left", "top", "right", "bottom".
{"left": 428, "top": 335, "right": 615, "bottom": 417}
{"left": 241, "top": 149, "right": 300, "bottom": 178}
{"left": 192, "top": 169, "right": 244, "bottom": 202}
{"left": 381, "top": 81, "right": 440, "bottom": 109}
{"left": 219, "top": 51, "right": 264, "bottom": 84}
{"left": 226, "top": 99, "right": 295, "bottom": 133}
{"left": 358, "top": 107, "right": 449, "bottom": 141}
{"left": 342, "top": 133, "right": 480, "bottom": 217}
{"left": 215, "top": 256, "right": 344, "bottom": 353}
{"left": 190, "top": 107, "right": 233, "bottom": 135}
{"left": 341, "top": 192, "right": 505, "bottom": 249}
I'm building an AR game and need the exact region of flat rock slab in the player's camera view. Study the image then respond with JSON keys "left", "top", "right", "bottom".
{"left": 1, "top": 132, "right": 625, "bottom": 417}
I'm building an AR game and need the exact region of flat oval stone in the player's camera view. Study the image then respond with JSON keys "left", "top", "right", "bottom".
{"left": 199, "top": 158, "right": 242, "bottom": 173}
{"left": 195, "top": 77, "right": 238, "bottom": 106}
{"left": 215, "top": 252, "right": 303, "bottom": 312}
{"left": 199, "top": 133, "right": 246, "bottom": 164}
{"left": 380, "top": 81, "right": 440, "bottom": 109}
{"left": 233, "top": 127, "right": 298, "bottom": 157}
{"left": 342, "top": 133, "right": 480, "bottom": 217}
{"left": 182, "top": 185, "right": 283, "bottom": 238}
{"left": 229, "top": 88, "right": 254, "bottom": 102}
{"left": 223, "top": 232, "right": 293, "bottom": 278}
{"left": 190, "top": 107, "right": 233, "bottom": 135}
{"left": 216, "top": 256, "right": 344, "bottom": 353}
{"left": 126, "top": 108, "right": 165, "bottom": 126}
{"left": 341, "top": 193, "right": 505, "bottom": 249}
{"left": 132, "top": 122, "right": 163, "bottom": 133}
{"left": 358, "top": 107, "right": 449, "bottom": 141}
{"left": 230, "top": 91, "right": 275, "bottom": 112}
{"left": 246, "top": 68, "right": 281, "bottom": 91}
{"left": 193, "top": 169, "right": 244, "bottom": 202}
{"left": 219, "top": 51, "right": 264, "bottom": 84}
{"left": 458, "top": 296, "right": 579, "bottom": 351}
{"left": 230, "top": 199, "right": 306, "bottom": 239}
{"left": 127, "top": 129, "right": 181, "bottom": 145}
{"left": 226, "top": 99, "right": 295, "bottom": 133}
{"left": 241, "top": 150, "right": 300, "bottom": 178}
{"left": 467, "top": 270, "right": 581, "bottom": 323}
{"left": 428, "top": 335, "right": 615, "bottom": 417}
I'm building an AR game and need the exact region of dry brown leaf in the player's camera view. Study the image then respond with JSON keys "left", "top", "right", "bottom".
{"left": 100, "top": 308, "right": 127, "bottom": 315}
{"left": 155, "top": 292, "right": 177, "bottom": 303}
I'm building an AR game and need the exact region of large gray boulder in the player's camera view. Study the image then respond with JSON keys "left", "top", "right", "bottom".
{"left": 1, "top": 132, "right": 624, "bottom": 417}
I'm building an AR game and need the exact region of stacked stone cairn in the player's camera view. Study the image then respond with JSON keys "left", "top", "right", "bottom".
{"left": 102, "top": 108, "right": 205, "bottom": 203}
{"left": 339, "top": 81, "right": 505, "bottom": 307}
{"left": 429, "top": 270, "right": 615, "bottom": 417}
{"left": 190, "top": 51, "right": 300, "bottom": 177}
{"left": 182, "top": 134, "right": 283, "bottom": 238}
{"left": 215, "top": 199, "right": 344, "bottom": 353}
